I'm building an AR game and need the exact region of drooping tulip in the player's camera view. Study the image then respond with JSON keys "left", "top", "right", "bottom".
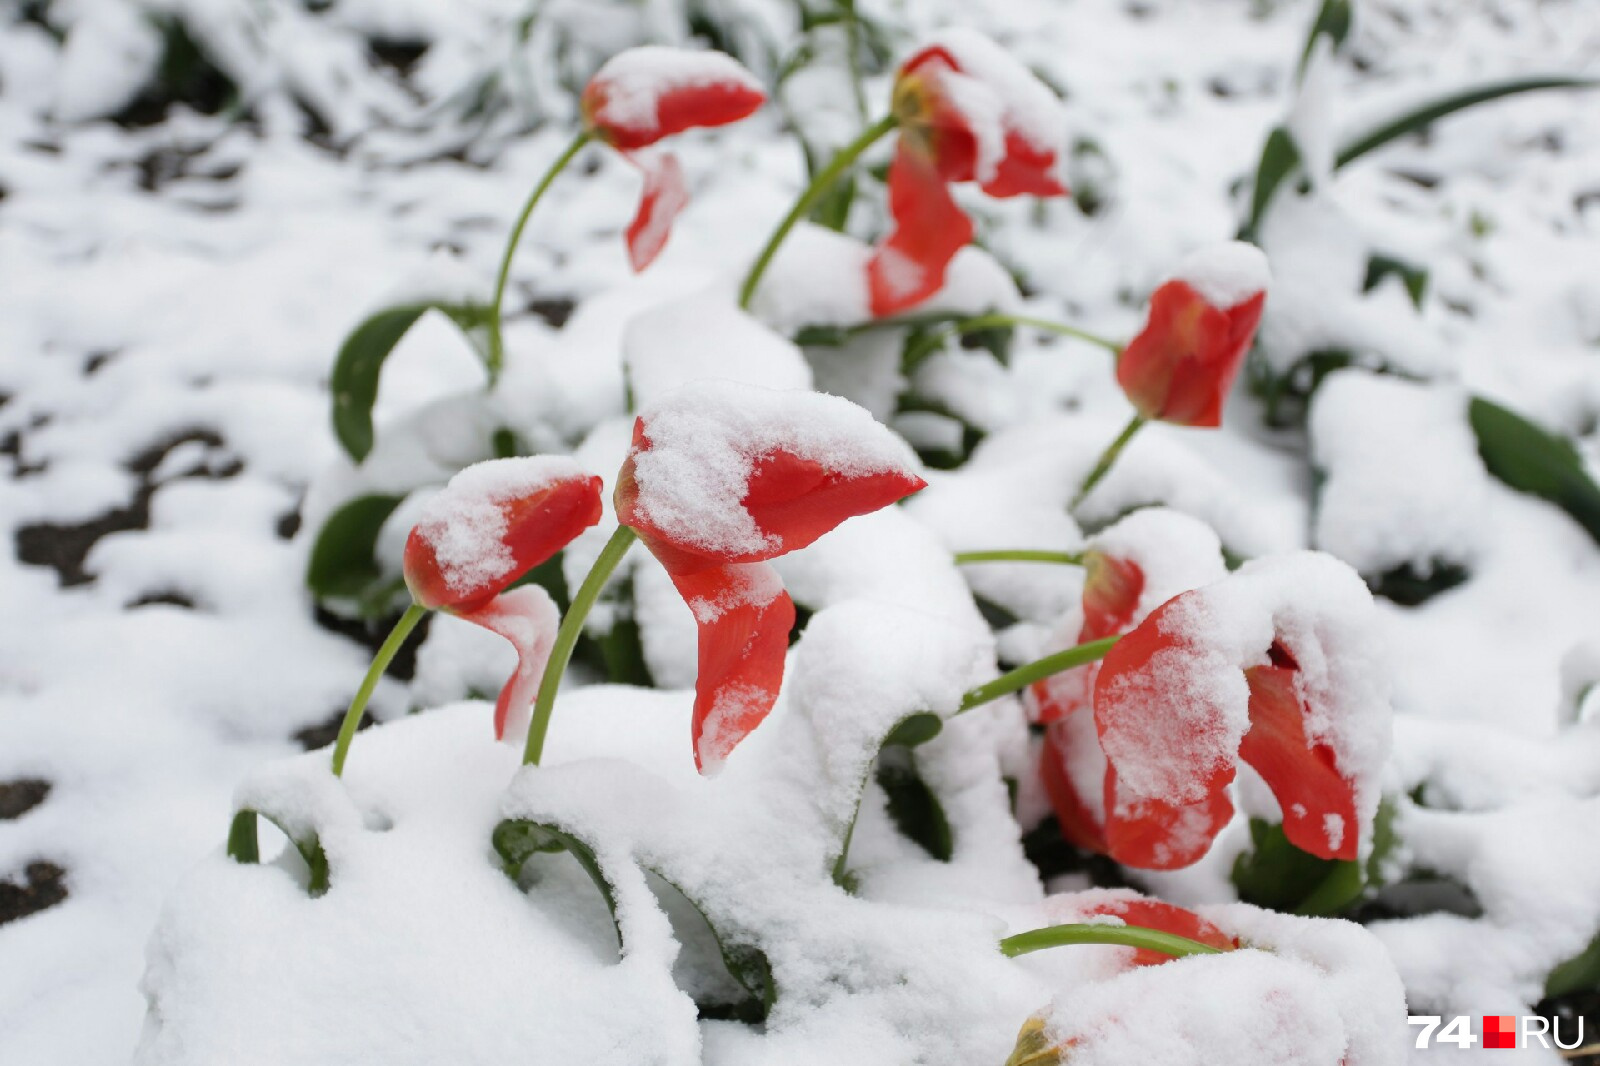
{"left": 404, "top": 457, "right": 603, "bottom": 738}
{"left": 866, "top": 29, "right": 1070, "bottom": 316}
{"left": 1115, "top": 242, "right": 1270, "bottom": 427}
{"left": 615, "top": 381, "right": 926, "bottom": 771}
{"left": 580, "top": 47, "right": 766, "bottom": 271}
{"left": 1093, "top": 552, "right": 1390, "bottom": 869}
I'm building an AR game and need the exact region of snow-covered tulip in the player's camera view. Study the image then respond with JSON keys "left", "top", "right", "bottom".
{"left": 614, "top": 382, "right": 927, "bottom": 772}
{"left": 866, "top": 30, "right": 1069, "bottom": 315}
{"left": 1053, "top": 891, "right": 1240, "bottom": 969}
{"left": 1116, "top": 242, "right": 1270, "bottom": 427}
{"left": 1093, "top": 553, "right": 1390, "bottom": 870}
{"left": 580, "top": 47, "right": 766, "bottom": 271}
{"left": 402, "top": 458, "right": 603, "bottom": 739}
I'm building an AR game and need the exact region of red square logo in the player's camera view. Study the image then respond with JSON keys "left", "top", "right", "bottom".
{"left": 1483, "top": 1015, "right": 1517, "bottom": 1049}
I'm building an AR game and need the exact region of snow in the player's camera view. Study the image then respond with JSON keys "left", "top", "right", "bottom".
{"left": 1173, "top": 241, "right": 1271, "bottom": 312}
{"left": 3, "top": 0, "right": 1599, "bottom": 1062}
{"left": 625, "top": 381, "right": 921, "bottom": 557}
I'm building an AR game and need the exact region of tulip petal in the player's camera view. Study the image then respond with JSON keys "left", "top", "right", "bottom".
{"left": 624, "top": 151, "right": 690, "bottom": 273}
{"left": 1239, "top": 650, "right": 1361, "bottom": 861}
{"left": 1040, "top": 715, "right": 1110, "bottom": 853}
{"left": 404, "top": 459, "right": 604, "bottom": 613}
{"left": 1080, "top": 896, "right": 1239, "bottom": 967}
{"left": 867, "top": 140, "right": 975, "bottom": 317}
{"left": 457, "top": 585, "right": 561, "bottom": 742}
{"left": 740, "top": 448, "right": 929, "bottom": 556}
{"left": 671, "top": 561, "right": 796, "bottom": 773}
{"left": 981, "top": 128, "right": 1068, "bottom": 198}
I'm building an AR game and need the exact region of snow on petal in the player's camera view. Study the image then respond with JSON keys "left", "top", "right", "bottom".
{"left": 615, "top": 381, "right": 925, "bottom": 566}
{"left": 403, "top": 457, "right": 604, "bottom": 612}
{"left": 581, "top": 46, "right": 765, "bottom": 150}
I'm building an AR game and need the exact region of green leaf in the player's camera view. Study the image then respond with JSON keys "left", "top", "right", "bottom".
{"left": 1547, "top": 930, "right": 1600, "bottom": 998}
{"left": 1336, "top": 76, "right": 1599, "bottom": 170}
{"left": 226, "top": 809, "right": 329, "bottom": 896}
{"left": 1362, "top": 253, "right": 1429, "bottom": 309}
{"left": 651, "top": 873, "right": 775, "bottom": 1022}
{"left": 1470, "top": 396, "right": 1600, "bottom": 546}
{"left": 1231, "top": 818, "right": 1363, "bottom": 916}
{"left": 330, "top": 302, "right": 489, "bottom": 462}
{"left": 830, "top": 710, "right": 950, "bottom": 887}
{"left": 1240, "top": 126, "right": 1302, "bottom": 243}
{"left": 1298, "top": 0, "right": 1352, "bottom": 76}
{"left": 305, "top": 494, "right": 406, "bottom": 610}
{"left": 1368, "top": 559, "right": 1469, "bottom": 607}
{"left": 493, "top": 819, "right": 621, "bottom": 949}
{"left": 876, "top": 745, "right": 953, "bottom": 862}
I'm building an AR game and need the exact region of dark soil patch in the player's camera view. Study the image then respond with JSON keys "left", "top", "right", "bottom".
{"left": 13, "top": 428, "right": 240, "bottom": 587}
{"left": 312, "top": 605, "right": 432, "bottom": 682}
{"left": 127, "top": 590, "right": 197, "bottom": 609}
{"left": 0, "top": 862, "right": 67, "bottom": 925}
{"left": 0, "top": 778, "right": 50, "bottom": 820}
{"left": 294, "top": 708, "right": 376, "bottom": 752}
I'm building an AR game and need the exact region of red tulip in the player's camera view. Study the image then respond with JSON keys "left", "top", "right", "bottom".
{"left": 404, "top": 458, "right": 604, "bottom": 739}
{"left": 1116, "top": 243, "right": 1270, "bottom": 427}
{"left": 867, "top": 30, "right": 1069, "bottom": 316}
{"left": 615, "top": 383, "right": 926, "bottom": 771}
{"left": 580, "top": 47, "right": 766, "bottom": 272}
{"left": 1093, "top": 555, "right": 1383, "bottom": 870}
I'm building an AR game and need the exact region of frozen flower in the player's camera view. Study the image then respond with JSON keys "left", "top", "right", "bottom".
{"left": 404, "top": 457, "right": 603, "bottom": 738}
{"left": 581, "top": 47, "right": 766, "bottom": 271}
{"left": 1093, "top": 553, "right": 1389, "bottom": 869}
{"left": 615, "top": 382, "right": 926, "bottom": 771}
{"left": 1116, "top": 242, "right": 1270, "bottom": 427}
{"left": 867, "top": 30, "right": 1069, "bottom": 316}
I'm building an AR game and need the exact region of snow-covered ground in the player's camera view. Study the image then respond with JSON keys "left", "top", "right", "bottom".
{"left": 2, "top": 1, "right": 1599, "bottom": 1062}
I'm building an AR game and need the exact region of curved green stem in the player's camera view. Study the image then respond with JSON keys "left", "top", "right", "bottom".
{"left": 486, "top": 130, "right": 592, "bottom": 381}
{"left": 955, "top": 549, "right": 1085, "bottom": 566}
{"left": 959, "top": 636, "right": 1118, "bottom": 712}
{"left": 331, "top": 603, "right": 427, "bottom": 777}
{"left": 523, "top": 525, "right": 639, "bottom": 766}
{"left": 739, "top": 114, "right": 897, "bottom": 310}
{"left": 1000, "top": 922, "right": 1225, "bottom": 960}
{"left": 851, "top": 310, "right": 1124, "bottom": 356}
{"left": 942, "top": 312, "right": 1124, "bottom": 355}
{"left": 1070, "top": 414, "right": 1146, "bottom": 512}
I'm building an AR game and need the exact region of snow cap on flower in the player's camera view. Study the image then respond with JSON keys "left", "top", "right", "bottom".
{"left": 404, "top": 456, "right": 604, "bottom": 613}
{"left": 615, "top": 381, "right": 927, "bottom": 771}
{"left": 578, "top": 47, "right": 766, "bottom": 273}
{"left": 1093, "top": 551, "right": 1391, "bottom": 869}
{"left": 402, "top": 457, "right": 602, "bottom": 743}
{"left": 581, "top": 46, "right": 765, "bottom": 150}
{"left": 1116, "top": 242, "right": 1270, "bottom": 427}
{"left": 868, "top": 29, "right": 1069, "bottom": 316}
